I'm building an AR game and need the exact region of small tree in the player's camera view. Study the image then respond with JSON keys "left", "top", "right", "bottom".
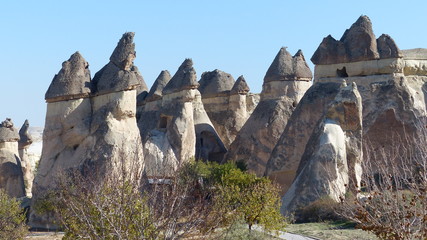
{"left": 0, "top": 189, "right": 28, "bottom": 240}
{"left": 188, "top": 162, "right": 286, "bottom": 233}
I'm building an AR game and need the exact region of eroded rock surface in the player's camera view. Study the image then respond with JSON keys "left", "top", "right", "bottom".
{"left": 18, "top": 120, "right": 35, "bottom": 197}
{"left": 139, "top": 59, "right": 227, "bottom": 176}
{"left": 268, "top": 16, "right": 427, "bottom": 214}
{"left": 265, "top": 82, "right": 341, "bottom": 193}
{"left": 225, "top": 48, "right": 312, "bottom": 175}
{"left": 31, "top": 33, "right": 144, "bottom": 229}
{"left": 0, "top": 118, "right": 25, "bottom": 198}
{"left": 199, "top": 71, "right": 252, "bottom": 148}
{"left": 45, "top": 52, "right": 91, "bottom": 102}
{"left": 281, "top": 82, "right": 363, "bottom": 215}
{"left": 311, "top": 15, "right": 401, "bottom": 65}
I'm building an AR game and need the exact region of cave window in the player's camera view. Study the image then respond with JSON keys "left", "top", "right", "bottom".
{"left": 159, "top": 116, "right": 168, "bottom": 129}
{"left": 336, "top": 67, "right": 349, "bottom": 77}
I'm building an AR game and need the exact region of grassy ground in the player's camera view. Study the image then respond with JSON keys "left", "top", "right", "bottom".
{"left": 219, "top": 224, "right": 282, "bottom": 240}
{"left": 286, "top": 221, "right": 378, "bottom": 240}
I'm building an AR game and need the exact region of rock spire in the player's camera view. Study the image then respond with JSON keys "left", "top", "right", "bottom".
{"left": 163, "top": 59, "right": 199, "bottom": 95}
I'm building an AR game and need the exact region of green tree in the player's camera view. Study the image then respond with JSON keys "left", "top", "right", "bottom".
{"left": 0, "top": 189, "right": 28, "bottom": 240}
{"left": 212, "top": 165, "right": 286, "bottom": 232}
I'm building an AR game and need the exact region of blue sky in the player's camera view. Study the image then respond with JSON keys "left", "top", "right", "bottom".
{"left": 1, "top": 0, "right": 426, "bottom": 127}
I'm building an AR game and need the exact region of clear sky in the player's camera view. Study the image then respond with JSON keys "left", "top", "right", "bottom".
{"left": 1, "top": 0, "right": 426, "bottom": 127}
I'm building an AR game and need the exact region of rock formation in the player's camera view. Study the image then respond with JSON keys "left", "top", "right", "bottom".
{"left": 266, "top": 15, "right": 427, "bottom": 196}
{"left": 30, "top": 32, "right": 145, "bottom": 229}
{"left": 310, "top": 15, "right": 427, "bottom": 162}
{"left": 139, "top": 60, "right": 226, "bottom": 176}
{"left": 0, "top": 118, "right": 25, "bottom": 198}
{"left": 265, "top": 81, "right": 342, "bottom": 193}
{"left": 281, "top": 81, "right": 363, "bottom": 215}
{"left": 198, "top": 70, "right": 252, "bottom": 148}
{"left": 18, "top": 119, "right": 35, "bottom": 197}
{"left": 225, "top": 47, "right": 312, "bottom": 176}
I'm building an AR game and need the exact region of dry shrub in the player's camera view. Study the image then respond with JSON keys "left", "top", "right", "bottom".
{"left": 339, "top": 124, "right": 427, "bottom": 240}
{"left": 294, "top": 196, "right": 345, "bottom": 223}
{"left": 37, "top": 159, "right": 286, "bottom": 239}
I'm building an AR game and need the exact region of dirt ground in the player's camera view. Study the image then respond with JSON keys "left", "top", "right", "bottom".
{"left": 25, "top": 232, "right": 64, "bottom": 240}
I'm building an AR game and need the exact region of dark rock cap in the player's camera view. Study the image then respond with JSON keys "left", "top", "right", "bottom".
{"left": 340, "top": 15, "right": 379, "bottom": 62}
{"left": 377, "top": 34, "right": 402, "bottom": 59}
{"left": 198, "top": 69, "right": 235, "bottom": 98}
{"left": 133, "top": 66, "right": 149, "bottom": 104}
{"left": 110, "top": 32, "right": 136, "bottom": 70}
{"left": 311, "top": 15, "right": 402, "bottom": 65}
{"left": 92, "top": 32, "right": 141, "bottom": 95}
{"left": 264, "top": 47, "right": 312, "bottom": 82}
{"left": 293, "top": 50, "right": 313, "bottom": 79}
{"left": 45, "top": 52, "right": 92, "bottom": 102}
{"left": 18, "top": 119, "right": 32, "bottom": 149}
{"left": 163, "top": 59, "right": 199, "bottom": 95}
{"left": 230, "top": 75, "right": 250, "bottom": 95}
{"left": 0, "top": 118, "right": 20, "bottom": 143}
{"left": 311, "top": 35, "right": 348, "bottom": 65}
{"left": 145, "top": 70, "right": 171, "bottom": 102}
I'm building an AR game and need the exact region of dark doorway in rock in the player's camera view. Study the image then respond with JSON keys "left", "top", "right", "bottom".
{"left": 337, "top": 67, "right": 349, "bottom": 77}
{"left": 196, "top": 130, "right": 227, "bottom": 163}
{"left": 159, "top": 116, "right": 168, "bottom": 129}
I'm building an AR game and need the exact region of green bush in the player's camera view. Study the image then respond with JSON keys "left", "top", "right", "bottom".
{"left": 0, "top": 189, "right": 28, "bottom": 240}
{"left": 184, "top": 161, "right": 287, "bottom": 232}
